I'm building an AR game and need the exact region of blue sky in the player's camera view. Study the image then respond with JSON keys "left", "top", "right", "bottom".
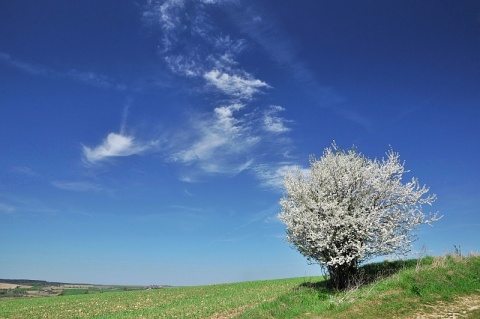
{"left": 1, "top": 0, "right": 479, "bottom": 286}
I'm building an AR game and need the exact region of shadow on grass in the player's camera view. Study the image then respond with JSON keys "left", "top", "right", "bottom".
{"left": 237, "top": 259, "right": 424, "bottom": 318}
{"left": 359, "top": 258, "right": 419, "bottom": 283}
{"left": 299, "top": 258, "right": 422, "bottom": 293}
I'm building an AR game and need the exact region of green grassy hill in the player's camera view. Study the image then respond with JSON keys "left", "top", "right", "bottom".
{"left": 0, "top": 253, "right": 479, "bottom": 319}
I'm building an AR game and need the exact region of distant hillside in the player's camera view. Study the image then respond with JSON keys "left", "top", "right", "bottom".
{"left": 0, "top": 279, "right": 71, "bottom": 287}
{"left": 0, "top": 278, "right": 171, "bottom": 299}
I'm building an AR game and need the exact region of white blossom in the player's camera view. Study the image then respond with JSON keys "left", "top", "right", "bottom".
{"left": 278, "top": 142, "right": 440, "bottom": 288}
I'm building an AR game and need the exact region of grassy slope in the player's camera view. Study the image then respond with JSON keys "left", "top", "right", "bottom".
{"left": 0, "top": 277, "right": 314, "bottom": 318}
{"left": 0, "top": 254, "right": 478, "bottom": 319}
{"left": 238, "top": 254, "right": 480, "bottom": 319}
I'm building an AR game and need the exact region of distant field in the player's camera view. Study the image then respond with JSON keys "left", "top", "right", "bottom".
{"left": 0, "top": 277, "right": 311, "bottom": 318}
{"left": 0, "top": 284, "right": 26, "bottom": 290}
{"left": 0, "top": 280, "right": 145, "bottom": 299}
{"left": 1, "top": 254, "right": 479, "bottom": 319}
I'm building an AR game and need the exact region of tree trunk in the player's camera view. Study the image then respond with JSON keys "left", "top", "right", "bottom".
{"left": 327, "top": 263, "right": 358, "bottom": 290}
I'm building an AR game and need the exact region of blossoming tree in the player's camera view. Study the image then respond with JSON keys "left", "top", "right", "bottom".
{"left": 278, "top": 143, "right": 440, "bottom": 290}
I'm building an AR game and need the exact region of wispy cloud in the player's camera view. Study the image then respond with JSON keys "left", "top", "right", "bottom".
{"left": 143, "top": 0, "right": 299, "bottom": 183}
{"left": 230, "top": 6, "right": 371, "bottom": 130}
{"left": 334, "top": 108, "right": 372, "bottom": 131}
{"left": 170, "top": 205, "right": 203, "bottom": 212}
{"left": 51, "top": 180, "right": 104, "bottom": 192}
{"left": 143, "top": 0, "right": 186, "bottom": 51}
{"left": 212, "top": 235, "right": 250, "bottom": 243}
{"left": 171, "top": 103, "right": 258, "bottom": 177}
{"left": 263, "top": 215, "right": 281, "bottom": 224}
{"left": 67, "top": 70, "right": 126, "bottom": 90}
{"left": 144, "top": 0, "right": 269, "bottom": 101}
{"left": 253, "top": 163, "right": 309, "bottom": 190}
{"left": 144, "top": 0, "right": 239, "bottom": 52}
{"left": 0, "top": 51, "right": 125, "bottom": 90}
{"left": 0, "top": 193, "right": 59, "bottom": 215}
{"left": 0, "top": 202, "right": 16, "bottom": 214}
{"left": 10, "top": 166, "right": 41, "bottom": 177}
{"left": 0, "top": 52, "right": 51, "bottom": 76}
{"left": 233, "top": 203, "right": 280, "bottom": 230}
{"left": 214, "top": 36, "right": 247, "bottom": 55}
{"left": 230, "top": 10, "right": 317, "bottom": 85}
{"left": 165, "top": 54, "right": 203, "bottom": 77}
{"left": 82, "top": 132, "right": 157, "bottom": 164}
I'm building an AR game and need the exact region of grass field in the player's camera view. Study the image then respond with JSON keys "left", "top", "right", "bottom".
{"left": 1, "top": 253, "right": 479, "bottom": 319}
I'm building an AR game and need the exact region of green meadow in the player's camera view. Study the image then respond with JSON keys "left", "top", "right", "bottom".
{"left": 1, "top": 253, "right": 479, "bottom": 319}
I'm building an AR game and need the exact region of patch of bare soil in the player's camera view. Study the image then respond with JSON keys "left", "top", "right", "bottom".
{"left": 0, "top": 283, "right": 19, "bottom": 289}
{"left": 0, "top": 283, "right": 32, "bottom": 289}
{"left": 25, "top": 289, "right": 62, "bottom": 297}
{"left": 409, "top": 294, "right": 480, "bottom": 319}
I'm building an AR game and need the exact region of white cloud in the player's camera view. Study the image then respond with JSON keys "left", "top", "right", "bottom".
{"left": 83, "top": 133, "right": 156, "bottom": 164}
{"left": 51, "top": 181, "right": 104, "bottom": 192}
{"left": 179, "top": 175, "right": 197, "bottom": 183}
{"left": 166, "top": 102, "right": 298, "bottom": 181}
{"left": 171, "top": 104, "right": 259, "bottom": 177}
{"left": 143, "top": 1, "right": 270, "bottom": 104}
{"left": 204, "top": 69, "right": 269, "bottom": 100}
{"left": 214, "top": 103, "right": 243, "bottom": 132}
{"left": 263, "top": 105, "right": 291, "bottom": 133}
{"left": 175, "top": 104, "right": 241, "bottom": 162}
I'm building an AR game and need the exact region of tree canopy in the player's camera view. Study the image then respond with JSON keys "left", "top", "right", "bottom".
{"left": 278, "top": 143, "right": 440, "bottom": 289}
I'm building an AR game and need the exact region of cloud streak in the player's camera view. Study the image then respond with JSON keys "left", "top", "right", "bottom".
{"left": 51, "top": 181, "right": 104, "bottom": 192}
{"left": 0, "top": 51, "right": 125, "bottom": 90}
{"left": 253, "top": 163, "right": 310, "bottom": 190}
{"left": 0, "top": 193, "right": 59, "bottom": 215}
{"left": 0, "top": 202, "right": 16, "bottom": 214}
